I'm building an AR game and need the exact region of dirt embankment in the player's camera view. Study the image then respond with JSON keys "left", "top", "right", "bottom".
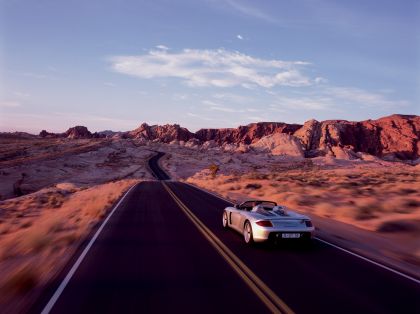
{"left": 0, "top": 180, "right": 139, "bottom": 312}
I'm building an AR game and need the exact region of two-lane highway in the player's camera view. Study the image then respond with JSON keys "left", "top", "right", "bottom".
{"left": 38, "top": 181, "right": 269, "bottom": 313}
{"left": 166, "top": 181, "right": 420, "bottom": 314}
{"left": 35, "top": 152, "right": 420, "bottom": 314}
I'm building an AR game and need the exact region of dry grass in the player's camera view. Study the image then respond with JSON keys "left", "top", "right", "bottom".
{"left": 187, "top": 165, "right": 420, "bottom": 233}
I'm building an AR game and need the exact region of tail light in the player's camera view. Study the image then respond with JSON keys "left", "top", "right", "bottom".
{"left": 305, "top": 220, "right": 313, "bottom": 227}
{"left": 256, "top": 220, "right": 273, "bottom": 227}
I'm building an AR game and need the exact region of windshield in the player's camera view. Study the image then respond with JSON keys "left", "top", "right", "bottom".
{"left": 239, "top": 200, "right": 277, "bottom": 211}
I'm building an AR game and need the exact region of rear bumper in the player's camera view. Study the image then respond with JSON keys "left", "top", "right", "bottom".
{"left": 267, "top": 232, "right": 313, "bottom": 242}
{"left": 252, "top": 225, "right": 315, "bottom": 242}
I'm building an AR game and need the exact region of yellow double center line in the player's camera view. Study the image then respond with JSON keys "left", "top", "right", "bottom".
{"left": 162, "top": 182, "right": 294, "bottom": 314}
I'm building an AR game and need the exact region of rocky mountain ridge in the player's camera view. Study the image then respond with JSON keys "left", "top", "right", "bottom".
{"left": 32, "top": 114, "right": 419, "bottom": 160}
{"left": 39, "top": 126, "right": 104, "bottom": 139}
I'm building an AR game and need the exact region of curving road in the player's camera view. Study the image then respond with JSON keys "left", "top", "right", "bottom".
{"left": 148, "top": 152, "right": 170, "bottom": 180}
{"left": 34, "top": 153, "right": 419, "bottom": 314}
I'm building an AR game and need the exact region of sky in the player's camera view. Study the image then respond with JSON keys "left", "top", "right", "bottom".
{"left": 0, "top": 0, "right": 419, "bottom": 133}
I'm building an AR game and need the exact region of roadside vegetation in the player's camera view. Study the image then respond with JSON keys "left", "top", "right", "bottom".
{"left": 0, "top": 179, "right": 138, "bottom": 312}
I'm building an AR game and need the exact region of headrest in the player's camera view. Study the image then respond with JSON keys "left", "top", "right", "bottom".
{"left": 251, "top": 205, "right": 266, "bottom": 213}
{"left": 273, "top": 206, "right": 287, "bottom": 215}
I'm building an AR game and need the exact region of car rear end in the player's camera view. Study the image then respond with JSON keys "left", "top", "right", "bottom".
{"left": 252, "top": 218, "right": 314, "bottom": 242}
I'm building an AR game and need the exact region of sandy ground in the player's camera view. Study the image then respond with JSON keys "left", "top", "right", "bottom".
{"left": 0, "top": 138, "right": 154, "bottom": 200}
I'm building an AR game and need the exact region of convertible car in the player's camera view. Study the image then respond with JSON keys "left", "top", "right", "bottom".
{"left": 222, "top": 200, "right": 315, "bottom": 244}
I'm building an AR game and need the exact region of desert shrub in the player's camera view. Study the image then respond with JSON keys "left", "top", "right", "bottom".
{"left": 297, "top": 195, "right": 319, "bottom": 206}
{"left": 223, "top": 177, "right": 238, "bottom": 184}
{"left": 24, "top": 231, "right": 52, "bottom": 252}
{"left": 307, "top": 180, "right": 325, "bottom": 187}
{"left": 405, "top": 199, "right": 419, "bottom": 208}
{"left": 47, "top": 219, "right": 63, "bottom": 233}
{"left": 49, "top": 196, "right": 63, "bottom": 208}
{"left": 341, "top": 181, "right": 360, "bottom": 188}
{"left": 377, "top": 221, "right": 419, "bottom": 233}
{"left": 246, "top": 172, "right": 269, "bottom": 180}
{"left": 245, "top": 183, "right": 262, "bottom": 190}
{"left": 228, "top": 185, "right": 241, "bottom": 191}
{"left": 21, "top": 221, "right": 32, "bottom": 228}
{"left": 3, "top": 266, "right": 38, "bottom": 295}
{"left": 398, "top": 188, "right": 417, "bottom": 195}
{"left": 314, "top": 202, "right": 336, "bottom": 218}
{"left": 303, "top": 159, "right": 314, "bottom": 168}
{"left": 346, "top": 174, "right": 361, "bottom": 179}
{"left": 208, "top": 164, "right": 219, "bottom": 179}
{"left": 355, "top": 206, "right": 379, "bottom": 220}
{"left": 57, "top": 233, "right": 79, "bottom": 246}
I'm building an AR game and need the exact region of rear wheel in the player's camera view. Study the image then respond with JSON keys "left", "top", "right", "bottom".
{"left": 222, "top": 211, "right": 228, "bottom": 228}
{"left": 243, "top": 221, "right": 254, "bottom": 244}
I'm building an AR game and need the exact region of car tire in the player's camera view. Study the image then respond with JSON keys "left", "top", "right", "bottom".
{"left": 222, "top": 211, "right": 229, "bottom": 228}
{"left": 243, "top": 221, "right": 254, "bottom": 244}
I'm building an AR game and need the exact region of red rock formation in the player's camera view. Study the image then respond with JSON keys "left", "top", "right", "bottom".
{"left": 36, "top": 115, "right": 419, "bottom": 160}
{"left": 195, "top": 122, "right": 302, "bottom": 145}
{"left": 0, "top": 132, "right": 37, "bottom": 139}
{"left": 128, "top": 123, "right": 193, "bottom": 143}
{"left": 293, "top": 114, "right": 419, "bottom": 159}
{"left": 39, "top": 126, "right": 102, "bottom": 139}
{"left": 39, "top": 130, "right": 59, "bottom": 138}
{"left": 65, "top": 126, "right": 93, "bottom": 139}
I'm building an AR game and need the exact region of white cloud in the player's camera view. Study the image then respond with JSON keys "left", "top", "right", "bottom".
{"left": 225, "top": 0, "right": 277, "bottom": 23}
{"left": 245, "top": 115, "right": 267, "bottom": 121}
{"left": 155, "top": 44, "right": 169, "bottom": 51}
{"left": 323, "top": 86, "right": 409, "bottom": 108}
{"left": 314, "top": 76, "right": 327, "bottom": 84}
{"left": 270, "top": 97, "right": 332, "bottom": 111}
{"left": 203, "top": 100, "right": 239, "bottom": 112}
{"left": 268, "top": 85, "right": 409, "bottom": 113}
{"left": 110, "top": 48, "right": 312, "bottom": 88}
{"left": 203, "top": 100, "right": 260, "bottom": 113}
{"left": 187, "top": 112, "right": 216, "bottom": 121}
{"left": 237, "top": 34, "right": 243, "bottom": 40}
{"left": 212, "top": 92, "right": 252, "bottom": 103}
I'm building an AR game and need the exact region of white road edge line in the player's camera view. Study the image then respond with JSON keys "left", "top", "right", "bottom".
{"left": 184, "top": 182, "right": 420, "bottom": 285}
{"left": 41, "top": 183, "right": 139, "bottom": 314}
{"left": 314, "top": 237, "right": 420, "bottom": 285}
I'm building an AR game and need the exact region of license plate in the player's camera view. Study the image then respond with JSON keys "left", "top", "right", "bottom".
{"left": 281, "top": 233, "right": 300, "bottom": 239}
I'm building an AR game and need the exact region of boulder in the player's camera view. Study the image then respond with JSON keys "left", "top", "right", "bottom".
{"left": 250, "top": 133, "right": 304, "bottom": 157}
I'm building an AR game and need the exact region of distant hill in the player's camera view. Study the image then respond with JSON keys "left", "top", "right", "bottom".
{"left": 5, "top": 114, "right": 418, "bottom": 160}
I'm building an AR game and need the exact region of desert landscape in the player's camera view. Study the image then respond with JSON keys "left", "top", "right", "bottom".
{"left": 0, "top": 114, "right": 419, "bottom": 311}
{"left": 2, "top": 1, "right": 418, "bottom": 312}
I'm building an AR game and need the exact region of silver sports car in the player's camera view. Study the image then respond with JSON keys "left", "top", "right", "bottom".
{"left": 222, "top": 200, "right": 315, "bottom": 244}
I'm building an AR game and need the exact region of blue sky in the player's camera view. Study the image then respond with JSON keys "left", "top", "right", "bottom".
{"left": 0, "top": 0, "right": 418, "bottom": 132}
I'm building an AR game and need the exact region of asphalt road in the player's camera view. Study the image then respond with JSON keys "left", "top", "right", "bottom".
{"left": 148, "top": 151, "right": 170, "bottom": 180}
{"left": 35, "top": 153, "right": 420, "bottom": 314}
